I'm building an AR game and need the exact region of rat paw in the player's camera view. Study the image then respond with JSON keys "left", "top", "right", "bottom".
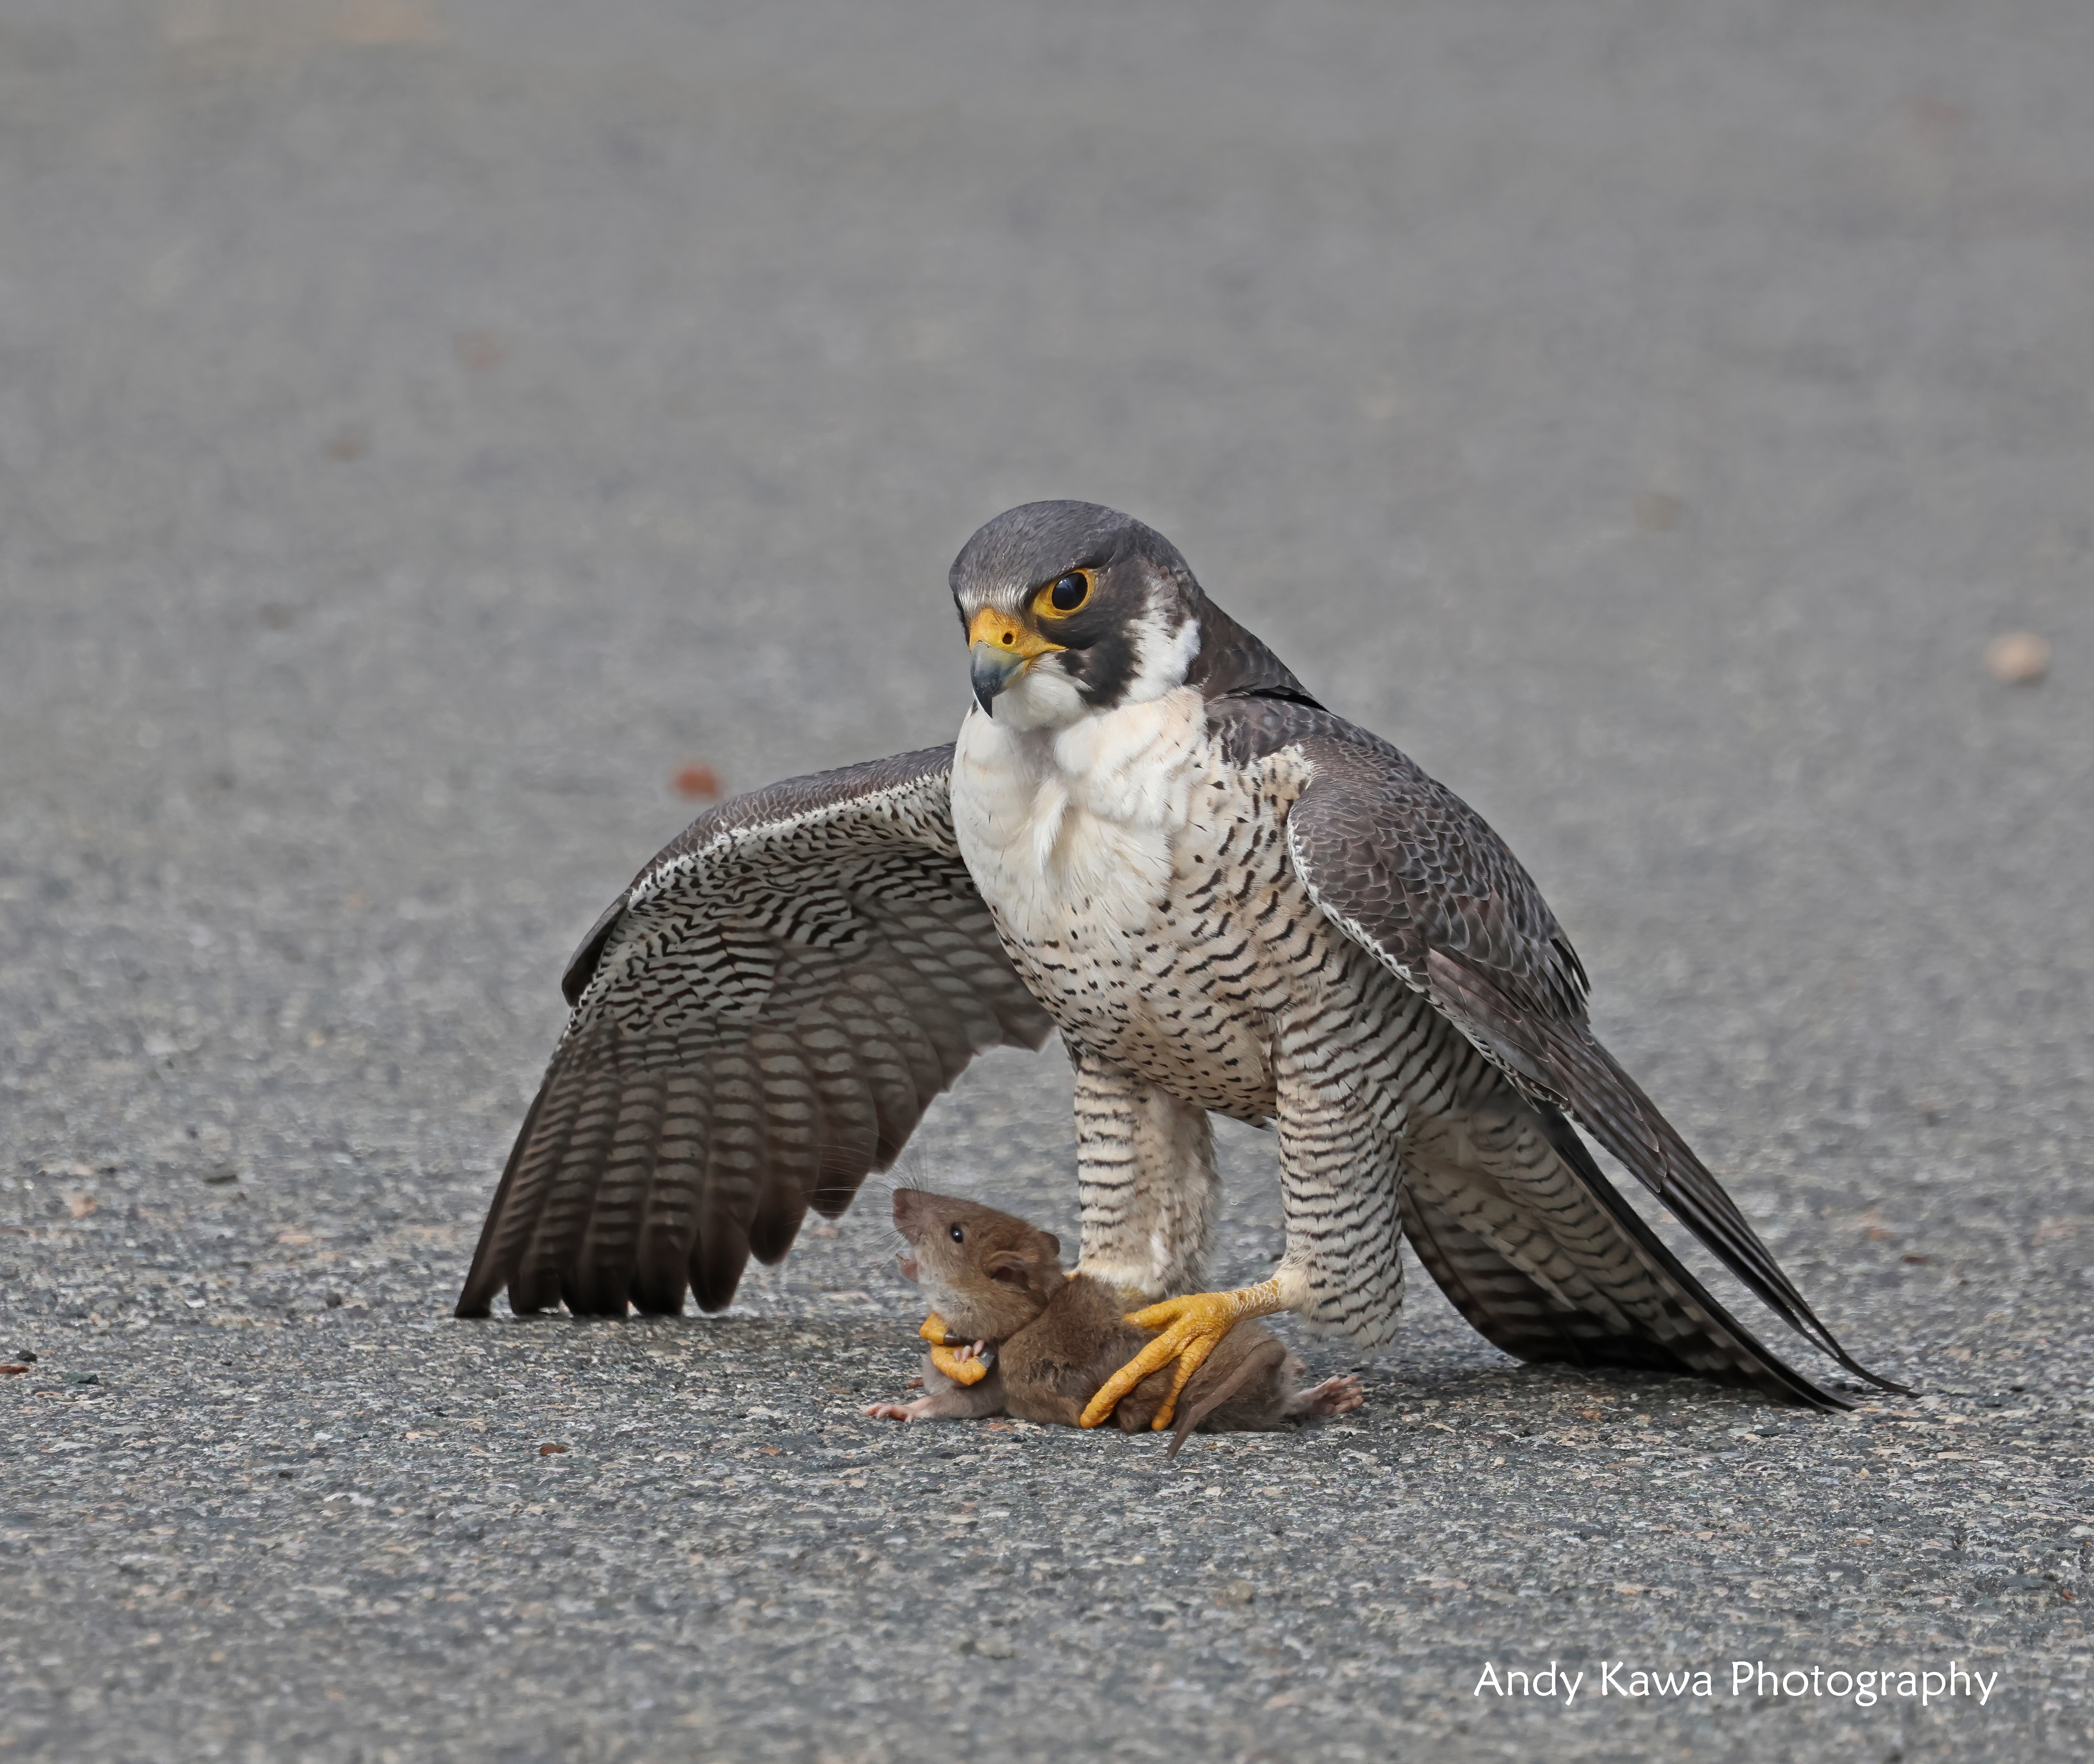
{"left": 864, "top": 1401, "right": 922, "bottom": 1422}
{"left": 1297, "top": 1373, "right": 1365, "bottom": 1420}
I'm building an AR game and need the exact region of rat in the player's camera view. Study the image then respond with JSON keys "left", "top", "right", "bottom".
{"left": 864, "top": 1189, "right": 1363, "bottom": 1454}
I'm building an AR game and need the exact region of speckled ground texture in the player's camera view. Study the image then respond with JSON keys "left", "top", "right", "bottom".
{"left": 2, "top": 2, "right": 2091, "bottom": 1760}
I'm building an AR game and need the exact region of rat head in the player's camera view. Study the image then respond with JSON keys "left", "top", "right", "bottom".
{"left": 891, "top": 1189, "right": 1064, "bottom": 1343}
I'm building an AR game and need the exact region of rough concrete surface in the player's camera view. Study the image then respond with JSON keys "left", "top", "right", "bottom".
{"left": 2, "top": 2, "right": 2090, "bottom": 1759}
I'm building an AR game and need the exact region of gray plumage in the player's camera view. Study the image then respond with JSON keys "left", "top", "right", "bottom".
{"left": 459, "top": 501, "right": 1898, "bottom": 1410}
{"left": 455, "top": 749, "right": 1054, "bottom": 1320}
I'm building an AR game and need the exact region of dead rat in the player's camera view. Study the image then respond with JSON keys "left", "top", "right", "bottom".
{"left": 865, "top": 1189, "right": 1363, "bottom": 1455}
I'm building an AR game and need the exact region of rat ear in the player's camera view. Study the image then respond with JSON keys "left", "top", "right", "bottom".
{"left": 1039, "top": 1232, "right": 1060, "bottom": 1259}
{"left": 985, "top": 1251, "right": 1034, "bottom": 1287}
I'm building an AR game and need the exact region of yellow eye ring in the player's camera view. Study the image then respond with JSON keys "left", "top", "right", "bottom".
{"left": 1034, "top": 569, "right": 1092, "bottom": 619}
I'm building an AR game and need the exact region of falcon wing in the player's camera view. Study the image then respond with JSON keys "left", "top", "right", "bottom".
{"left": 456, "top": 745, "right": 1054, "bottom": 1320}
{"left": 1399, "top": 1102, "right": 1851, "bottom": 1407}
{"left": 1279, "top": 722, "right": 1900, "bottom": 1397}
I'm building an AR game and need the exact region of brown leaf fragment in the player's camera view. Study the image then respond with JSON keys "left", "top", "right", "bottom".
{"left": 673, "top": 764, "right": 722, "bottom": 801}
{"left": 537, "top": 1442, "right": 567, "bottom": 1456}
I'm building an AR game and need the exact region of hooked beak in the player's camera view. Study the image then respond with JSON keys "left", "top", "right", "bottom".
{"left": 966, "top": 606, "right": 1064, "bottom": 716}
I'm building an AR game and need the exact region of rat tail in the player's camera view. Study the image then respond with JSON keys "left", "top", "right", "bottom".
{"left": 1165, "top": 1338, "right": 1289, "bottom": 1460}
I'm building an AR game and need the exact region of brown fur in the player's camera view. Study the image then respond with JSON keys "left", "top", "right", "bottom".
{"left": 870, "top": 1190, "right": 1364, "bottom": 1447}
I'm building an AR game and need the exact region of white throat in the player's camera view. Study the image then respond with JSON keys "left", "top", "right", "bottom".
{"left": 951, "top": 684, "right": 1209, "bottom": 944}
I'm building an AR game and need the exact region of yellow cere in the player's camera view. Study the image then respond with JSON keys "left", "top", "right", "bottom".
{"left": 965, "top": 606, "right": 1064, "bottom": 658}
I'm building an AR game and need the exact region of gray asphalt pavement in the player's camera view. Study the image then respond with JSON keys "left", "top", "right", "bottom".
{"left": 3, "top": 3, "right": 2091, "bottom": 1759}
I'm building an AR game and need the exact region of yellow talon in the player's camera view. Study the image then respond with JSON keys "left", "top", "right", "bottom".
{"left": 920, "top": 1311, "right": 991, "bottom": 1387}
{"left": 1077, "top": 1279, "right": 1286, "bottom": 1430}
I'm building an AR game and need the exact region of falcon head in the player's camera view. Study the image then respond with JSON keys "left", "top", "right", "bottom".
{"left": 948, "top": 500, "right": 1205, "bottom": 730}
{"left": 950, "top": 501, "right": 1320, "bottom": 729}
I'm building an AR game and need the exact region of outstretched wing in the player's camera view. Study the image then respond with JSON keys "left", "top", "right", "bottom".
{"left": 456, "top": 746, "right": 1055, "bottom": 1320}
{"left": 1278, "top": 720, "right": 1900, "bottom": 1398}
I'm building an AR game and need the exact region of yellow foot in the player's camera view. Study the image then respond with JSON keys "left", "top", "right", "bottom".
{"left": 1077, "top": 1279, "right": 1286, "bottom": 1430}
{"left": 920, "top": 1311, "right": 991, "bottom": 1387}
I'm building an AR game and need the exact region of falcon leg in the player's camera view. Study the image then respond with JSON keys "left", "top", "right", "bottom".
{"left": 1067, "top": 1046, "right": 1219, "bottom": 1303}
{"left": 1081, "top": 1025, "right": 1418, "bottom": 1429}
{"left": 1266, "top": 1027, "right": 1408, "bottom": 1344}
{"left": 1077, "top": 1274, "right": 1301, "bottom": 1430}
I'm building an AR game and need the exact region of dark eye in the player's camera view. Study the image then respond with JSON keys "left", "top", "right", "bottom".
{"left": 1044, "top": 571, "right": 1090, "bottom": 615}
{"left": 948, "top": 1224, "right": 964, "bottom": 1244}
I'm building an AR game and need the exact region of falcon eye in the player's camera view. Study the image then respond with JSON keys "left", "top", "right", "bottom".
{"left": 1038, "top": 571, "right": 1091, "bottom": 616}
{"left": 949, "top": 1223, "right": 964, "bottom": 1244}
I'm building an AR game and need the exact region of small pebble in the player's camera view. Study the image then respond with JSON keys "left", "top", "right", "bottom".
{"left": 1985, "top": 630, "right": 2050, "bottom": 684}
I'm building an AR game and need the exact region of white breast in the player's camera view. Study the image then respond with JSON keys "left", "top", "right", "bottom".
{"left": 951, "top": 685, "right": 1209, "bottom": 957}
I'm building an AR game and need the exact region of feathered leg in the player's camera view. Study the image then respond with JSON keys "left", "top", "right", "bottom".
{"left": 1078, "top": 1010, "right": 1407, "bottom": 1429}
{"left": 1067, "top": 1041, "right": 1219, "bottom": 1303}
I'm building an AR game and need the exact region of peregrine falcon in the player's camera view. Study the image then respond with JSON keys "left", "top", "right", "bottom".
{"left": 458, "top": 500, "right": 1896, "bottom": 1422}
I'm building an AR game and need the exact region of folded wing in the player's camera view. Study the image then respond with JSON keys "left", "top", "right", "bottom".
{"left": 456, "top": 746, "right": 1055, "bottom": 1319}
{"left": 1282, "top": 725, "right": 1900, "bottom": 1403}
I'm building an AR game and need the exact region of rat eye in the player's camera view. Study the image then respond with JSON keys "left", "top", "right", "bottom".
{"left": 1037, "top": 570, "right": 1091, "bottom": 617}
{"left": 948, "top": 1224, "right": 964, "bottom": 1244}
